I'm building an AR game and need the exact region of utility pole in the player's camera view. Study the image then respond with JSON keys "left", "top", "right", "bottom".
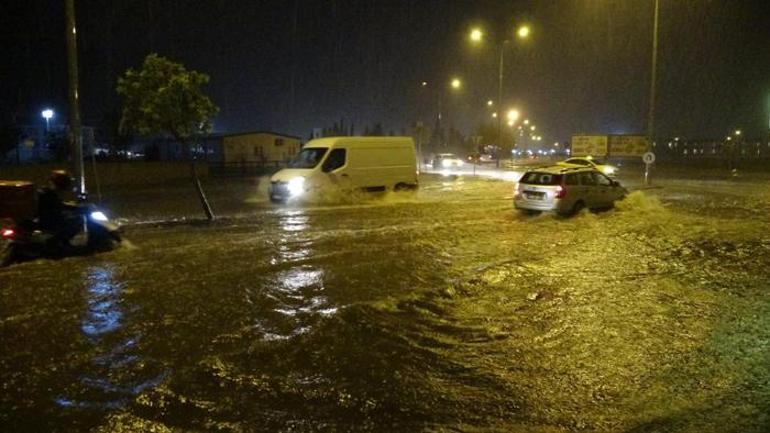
{"left": 65, "top": 0, "right": 85, "bottom": 197}
{"left": 645, "top": 0, "right": 660, "bottom": 185}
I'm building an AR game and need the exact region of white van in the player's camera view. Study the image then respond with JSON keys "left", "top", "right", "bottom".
{"left": 268, "top": 136, "right": 418, "bottom": 202}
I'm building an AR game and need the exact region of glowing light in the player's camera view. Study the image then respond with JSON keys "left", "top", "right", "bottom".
{"left": 288, "top": 177, "right": 305, "bottom": 196}
{"left": 470, "top": 28, "right": 483, "bottom": 42}
{"left": 517, "top": 25, "right": 531, "bottom": 39}
{"left": 450, "top": 78, "right": 462, "bottom": 89}
{"left": 487, "top": 100, "right": 493, "bottom": 106}
{"left": 90, "top": 211, "right": 108, "bottom": 222}
{"left": 507, "top": 109, "right": 520, "bottom": 122}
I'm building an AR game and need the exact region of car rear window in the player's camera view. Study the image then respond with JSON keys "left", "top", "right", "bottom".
{"left": 520, "top": 172, "right": 563, "bottom": 185}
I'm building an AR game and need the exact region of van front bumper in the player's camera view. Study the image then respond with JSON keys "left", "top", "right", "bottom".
{"left": 269, "top": 181, "right": 289, "bottom": 202}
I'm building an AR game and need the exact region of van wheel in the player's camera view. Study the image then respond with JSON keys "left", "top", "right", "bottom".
{"left": 394, "top": 183, "right": 411, "bottom": 191}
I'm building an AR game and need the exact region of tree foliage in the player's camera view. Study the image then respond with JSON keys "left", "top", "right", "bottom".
{"left": 116, "top": 53, "right": 218, "bottom": 144}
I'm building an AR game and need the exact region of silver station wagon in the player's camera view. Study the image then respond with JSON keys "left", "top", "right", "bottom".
{"left": 514, "top": 166, "right": 627, "bottom": 215}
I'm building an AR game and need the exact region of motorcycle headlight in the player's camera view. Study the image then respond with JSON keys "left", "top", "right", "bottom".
{"left": 90, "top": 211, "right": 109, "bottom": 222}
{"left": 287, "top": 177, "right": 305, "bottom": 197}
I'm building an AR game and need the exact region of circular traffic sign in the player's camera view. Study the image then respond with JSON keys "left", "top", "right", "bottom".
{"left": 642, "top": 152, "right": 656, "bottom": 164}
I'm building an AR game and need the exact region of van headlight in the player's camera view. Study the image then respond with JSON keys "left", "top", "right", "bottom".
{"left": 287, "top": 177, "right": 305, "bottom": 196}
{"left": 441, "top": 159, "right": 451, "bottom": 168}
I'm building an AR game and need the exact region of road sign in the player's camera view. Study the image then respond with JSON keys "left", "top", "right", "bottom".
{"left": 642, "top": 152, "right": 656, "bottom": 164}
{"left": 570, "top": 135, "right": 608, "bottom": 157}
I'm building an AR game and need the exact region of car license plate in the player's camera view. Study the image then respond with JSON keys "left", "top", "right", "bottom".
{"left": 526, "top": 192, "right": 544, "bottom": 200}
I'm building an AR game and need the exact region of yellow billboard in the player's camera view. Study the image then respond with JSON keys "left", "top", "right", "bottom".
{"left": 608, "top": 135, "right": 649, "bottom": 156}
{"left": 570, "top": 135, "right": 608, "bottom": 157}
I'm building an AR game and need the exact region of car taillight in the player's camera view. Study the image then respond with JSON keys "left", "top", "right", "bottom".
{"left": 1, "top": 228, "right": 15, "bottom": 239}
{"left": 555, "top": 185, "right": 566, "bottom": 198}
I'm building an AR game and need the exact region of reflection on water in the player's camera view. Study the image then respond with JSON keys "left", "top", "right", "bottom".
{"left": 253, "top": 210, "right": 338, "bottom": 341}
{"left": 56, "top": 266, "right": 167, "bottom": 410}
{"left": 278, "top": 209, "right": 309, "bottom": 232}
{"left": 81, "top": 267, "right": 123, "bottom": 339}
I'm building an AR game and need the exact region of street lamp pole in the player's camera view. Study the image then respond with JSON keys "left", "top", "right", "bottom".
{"left": 65, "top": 0, "right": 85, "bottom": 197}
{"left": 496, "top": 42, "right": 505, "bottom": 168}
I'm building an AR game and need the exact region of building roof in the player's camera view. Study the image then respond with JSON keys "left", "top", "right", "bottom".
{"left": 211, "top": 130, "right": 301, "bottom": 140}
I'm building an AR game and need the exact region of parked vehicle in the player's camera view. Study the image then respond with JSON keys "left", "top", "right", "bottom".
{"left": 269, "top": 136, "right": 418, "bottom": 203}
{"left": 432, "top": 153, "right": 464, "bottom": 169}
{"left": 556, "top": 157, "right": 618, "bottom": 177}
{"left": 513, "top": 166, "right": 626, "bottom": 215}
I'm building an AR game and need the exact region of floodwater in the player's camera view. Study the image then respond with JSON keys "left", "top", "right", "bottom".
{"left": 2, "top": 170, "right": 770, "bottom": 432}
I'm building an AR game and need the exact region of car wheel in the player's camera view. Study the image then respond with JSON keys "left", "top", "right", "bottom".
{"left": 571, "top": 200, "right": 586, "bottom": 215}
{"left": 0, "top": 243, "right": 15, "bottom": 267}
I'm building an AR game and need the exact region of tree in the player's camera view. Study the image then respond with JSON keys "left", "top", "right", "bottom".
{"left": 117, "top": 53, "right": 219, "bottom": 220}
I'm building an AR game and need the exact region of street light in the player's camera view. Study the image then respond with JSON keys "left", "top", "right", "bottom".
{"left": 491, "top": 112, "right": 498, "bottom": 118}
{"left": 523, "top": 119, "right": 529, "bottom": 125}
{"left": 507, "top": 109, "right": 520, "bottom": 122}
{"left": 487, "top": 100, "right": 493, "bottom": 106}
{"left": 469, "top": 23, "right": 532, "bottom": 167}
{"left": 450, "top": 78, "right": 462, "bottom": 89}
{"left": 735, "top": 129, "right": 741, "bottom": 136}
{"left": 41, "top": 108, "right": 54, "bottom": 131}
{"left": 470, "top": 28, "right": 483, "bottom": 42}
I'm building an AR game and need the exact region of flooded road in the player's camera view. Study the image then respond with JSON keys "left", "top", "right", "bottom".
{"left": 2, "top": 171, "right": 770, "bottom": 432}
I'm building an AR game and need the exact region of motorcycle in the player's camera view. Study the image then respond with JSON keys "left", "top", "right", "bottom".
{"left": 1, "top": 206, "right": 122, "bottom": 267}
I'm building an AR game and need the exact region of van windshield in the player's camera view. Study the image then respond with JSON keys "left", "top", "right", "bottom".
{"left": 288, "top": 147, "right": 328, "bottom": 169}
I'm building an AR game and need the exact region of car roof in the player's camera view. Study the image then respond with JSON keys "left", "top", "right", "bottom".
{"left": 524, "top": 165, "right": 598, "bottom": 174}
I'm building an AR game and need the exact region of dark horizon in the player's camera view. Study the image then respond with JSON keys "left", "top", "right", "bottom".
{"left": 2, "top": 0, "right": 770, "bottom": 143}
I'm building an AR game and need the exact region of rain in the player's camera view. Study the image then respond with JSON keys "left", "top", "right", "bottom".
{"left": 2, "top": 1, "right": 770, "bottom": 432}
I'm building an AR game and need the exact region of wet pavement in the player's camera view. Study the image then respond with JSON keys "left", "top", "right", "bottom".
{"left": 2, "top": 168, "right": 770, "bottom": 432}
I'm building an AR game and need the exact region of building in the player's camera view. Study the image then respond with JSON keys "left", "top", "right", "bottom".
{"left": 208, "top": 131, "right": 302, "bottom": 164}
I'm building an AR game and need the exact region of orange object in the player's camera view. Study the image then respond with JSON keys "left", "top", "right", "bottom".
{"left": 0, "top": 181, "right": 36, "bottom": 220}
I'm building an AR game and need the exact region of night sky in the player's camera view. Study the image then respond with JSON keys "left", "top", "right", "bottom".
{"left": 3, "top": 0, "right": 770, "bottom": 142}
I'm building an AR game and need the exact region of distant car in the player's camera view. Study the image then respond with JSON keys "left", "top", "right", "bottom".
{"left": 514, "top": 166, "right": 626, "bottom": 215}
{"left": 432, "top": 153, "right": 464, "bottom": 169}
{"left": 556, "top": 157, "right": 618, "bottom": 177}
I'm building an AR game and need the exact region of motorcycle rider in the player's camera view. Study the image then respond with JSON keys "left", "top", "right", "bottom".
{"left": 38, "top": 170, "right": 82, "bottom": 247}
